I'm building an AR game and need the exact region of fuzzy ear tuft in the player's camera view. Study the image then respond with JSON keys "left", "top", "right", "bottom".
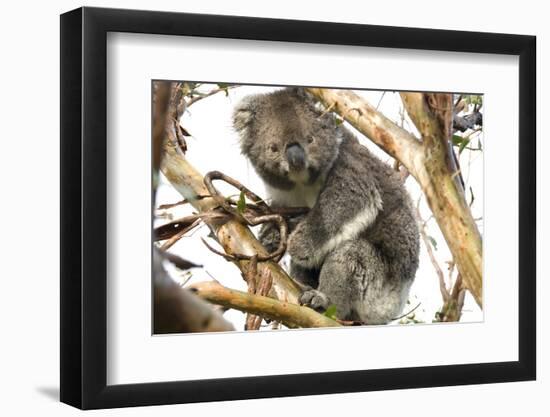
{"left": 232, "top": 96, "right": 257, "bottom": 134}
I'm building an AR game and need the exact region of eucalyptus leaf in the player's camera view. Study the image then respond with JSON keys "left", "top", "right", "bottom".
{"left": 458, "top": 137, "right": 470, "bottom": 154}
{"left": 323, "top": 304, "right": 338, "bottom": 320}
{"left": 427, "top": 236, "right": 438, "bottom": 251}
{"left": 237, "top": 191, "right": 246, "bottom": 214}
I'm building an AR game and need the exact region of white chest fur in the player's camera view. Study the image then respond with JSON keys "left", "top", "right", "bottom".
{"left": 265, "top": 179, "right": 324, "bottom": 209}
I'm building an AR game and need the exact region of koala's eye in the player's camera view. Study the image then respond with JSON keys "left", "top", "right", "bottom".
{"left": 308, "top": 136, "right": 315, "bottom": 144}
{"left": 270, "top": 144, "right": 279, "bottom": 152}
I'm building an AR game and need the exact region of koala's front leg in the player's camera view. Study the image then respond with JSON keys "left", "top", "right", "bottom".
{"left": 258, "top": 213, "right": 305, "bottom": 254}
{"left": 287, "top": 220, "right": 323, "bottom": 269}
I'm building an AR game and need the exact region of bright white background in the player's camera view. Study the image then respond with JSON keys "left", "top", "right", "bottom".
{"left": 158, "top": 84, "right": 484, "bottom": 326}
{"left": 0, "top": 0, "right": 546, "bottom": 415}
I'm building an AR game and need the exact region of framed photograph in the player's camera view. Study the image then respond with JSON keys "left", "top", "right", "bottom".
{"left": 60, "top": 6, "right": 536, "bottom": 410}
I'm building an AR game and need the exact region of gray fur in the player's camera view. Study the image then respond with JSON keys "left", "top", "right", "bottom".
{"left": 233, "top": 88, "right": 419, "bottom": 324}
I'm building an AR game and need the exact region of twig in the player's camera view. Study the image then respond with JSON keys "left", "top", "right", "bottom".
{"left": 392, "top": 302, "right": 422, "bottom": 321}
{"left": 376, "top": 91, "right": 386, "bottom": 110}
{"left": 155, "top": 211, "right": 227, "bottom": 241}
{"left": 201, "top": 237, "right": 235, "bottom": 261}
{"left": 204, "top": 171, "right": 270, "bottom": 212}
{"left": 186, "top": 85, "right": 238, "bottom": 107}
{"left": 415, "top": 206, "right": 449, "bottom": 301}
{"left": 160, "top": 218, "right": 201, "bottom": 251}
{"left": 157, "top": 195, "right": 210, "bottom": 210}
{"left": 203, "top": 171, "right": 288, "bottom": 262}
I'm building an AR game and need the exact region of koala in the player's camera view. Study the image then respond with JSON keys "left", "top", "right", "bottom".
{"left": 233, "top": 88, "right": 419, "bottom": 324}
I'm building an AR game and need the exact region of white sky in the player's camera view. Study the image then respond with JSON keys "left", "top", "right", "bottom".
{"left": 155, "top": 84, "right": 483, "bottom": 330}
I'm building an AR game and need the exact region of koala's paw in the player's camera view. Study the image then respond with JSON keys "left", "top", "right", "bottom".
{"left": 300, "top": 289, "right": 331, "bottom": 312}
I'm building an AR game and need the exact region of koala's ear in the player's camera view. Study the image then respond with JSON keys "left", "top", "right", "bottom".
{"left": 232, "top": 96, "right": 257, "bottom": 134}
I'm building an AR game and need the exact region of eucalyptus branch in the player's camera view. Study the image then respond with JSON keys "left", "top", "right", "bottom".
{"left": 189, "top": 281, "right": 341, "bottom": 329}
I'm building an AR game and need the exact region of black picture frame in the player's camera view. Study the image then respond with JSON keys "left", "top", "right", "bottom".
{"left": 60, "top": 6, "right": 536, "bottom": 410}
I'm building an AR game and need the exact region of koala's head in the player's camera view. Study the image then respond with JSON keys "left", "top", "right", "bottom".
{"left": 233, "top": 88, "right": 343, "bottom": 190}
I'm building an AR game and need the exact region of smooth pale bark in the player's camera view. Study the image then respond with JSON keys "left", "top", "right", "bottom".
{"left": 190, "top": 281, "right": 341, "bottom": 328}
{"left": 306, "top": 88, "right": 423, "bottom": 173}
{"left": 307, "top": 88, "right": 482, "bottom": 308}
{"left": 400, "top": 92, "right": 482, "bottom": 308}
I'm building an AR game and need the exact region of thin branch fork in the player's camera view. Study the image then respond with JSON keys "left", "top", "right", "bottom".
{"left": 154, "top": 211, "right": 227, "bottom": 241}
{"left": 186, "top": 85, "right": 238, "bottom": 107}
{"left": 439, "top": 274, "right": 466, "bottom": 322}
{"left": 415, "top": 206, "right": 449, "bottom": 301}
{"left": 203, "top": 171, "right": 288, "bottom": 262}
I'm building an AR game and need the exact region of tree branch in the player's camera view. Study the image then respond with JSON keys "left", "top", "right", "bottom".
{"left": 400, "top": 92, "right": 482, "bottom": 307}
{"left": 153, "top": 250, "right": 234, "bottom": 333}
{"left": 189, "top": 281, "right": 341, "bottom": 329}
{"left": 306, "top": 88, "right": 423, "bottom": 173}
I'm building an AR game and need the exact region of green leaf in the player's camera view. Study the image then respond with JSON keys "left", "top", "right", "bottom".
{"left": 427, "top": 236, "right": 438, "bottom": 251}
{"left": 217, "top": 83, "right": 230, "bottom": 96}
{"left": 458, "top": 137, "right": 470, "bottom": 154}
{"left": 463, "top": 94, "right": 483, "bottom": 106}
{"left": 236, "top": 191, "right": 246, "bottom": 214}
{"left": 452, "top": 135, "right": 464, "bottom": 146}
{"left": 323, "top": 304, "right": 338, "bottom": 320}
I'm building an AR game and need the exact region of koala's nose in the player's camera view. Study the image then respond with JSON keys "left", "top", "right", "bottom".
{"left": 286, "top": 143, "right": 306, "bottom": 170}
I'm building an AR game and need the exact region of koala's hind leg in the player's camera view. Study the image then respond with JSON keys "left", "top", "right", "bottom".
{"left": 310, "top": 240, "right": 411, "bottom": 324}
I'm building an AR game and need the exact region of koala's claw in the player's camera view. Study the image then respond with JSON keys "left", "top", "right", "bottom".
{"left": 300, "top": 289, "right": 331, "bottom": 312}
